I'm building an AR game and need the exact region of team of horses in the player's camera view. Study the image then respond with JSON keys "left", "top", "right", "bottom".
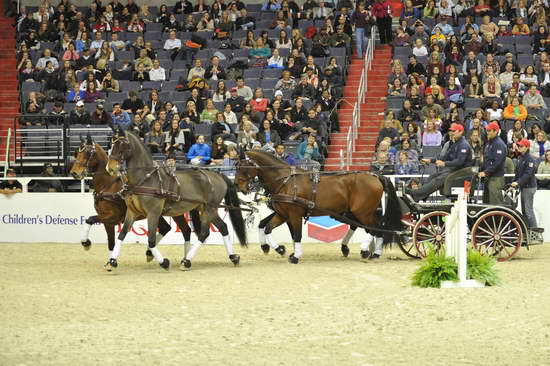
{"left": 71, "top": 129, "right": 403, "bottom": 271}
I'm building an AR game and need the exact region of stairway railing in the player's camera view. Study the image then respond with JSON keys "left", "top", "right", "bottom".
{"left": 3, "top": 128, "right": 12, "bottom": 177}
{"left": 341, "top": 26, "right": 376, "bottom": 170}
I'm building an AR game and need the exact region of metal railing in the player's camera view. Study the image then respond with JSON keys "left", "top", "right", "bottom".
{"left": 2, "top": 128, "right": 12, "bottom": 177}
{"left": 3, "top": 173, "right": 550, "bottom": 195}
{"left": 12, "top": 115, "right": 112, "bottom": 172}
{"left": 340, "top": 26, "right": 376, "bottom": 171}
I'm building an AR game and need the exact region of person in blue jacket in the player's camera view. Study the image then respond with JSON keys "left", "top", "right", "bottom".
{"left": 187, "top": 135, "right": 211, "bottom": 165}
{"left": 512, "top": 139, "right": 538, "bottom": 228}
{"left": 478, "top": 121, "right": 507, "bottom": 205}
{"left": 297, "top": 134, "right": 322, "bottom": 161}
{"left": 111, "top": 103, "right": 132, "bottom": 130}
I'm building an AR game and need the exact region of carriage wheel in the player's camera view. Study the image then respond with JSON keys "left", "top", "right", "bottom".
{"left": 397, "top": 234, "right": 421, "bottom": 259}
{"left": 412, "top": 211, "right": 449, "bottom": 258}
{"left": 471, "top": 211, "right": 522, "bottom": 262}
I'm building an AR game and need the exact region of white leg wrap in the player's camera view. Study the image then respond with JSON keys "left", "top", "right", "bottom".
{"left": 155, "top": 233, "right": 165, "bottom": 245}
{"left": 361, "top": 233, "right": 374, "bottom": 251}
{"left": 266, "top": 234, "right": 279, "bottom": 249}
{"left": 111, "top": 239, "right": 123, "bottom": 259}
{"left": 108, "top": 250, "right": 113, "bottom": 259}
{"left": 223, "top": 234, "right": 234, "bottom": 256}
{"left": 185, "top": 242, "right": 202, "bottom": 260}
{"left": 258, "top": 227, "right": 266, "bottom": 244}
{"left": 341, "top": 228, "right": 356, "bottom": 246}
{"left": 188, "top": 219, "right": 195, "bottom": 232}
{"left": 374, "top": 237, "right": 383, "bottom": 255}
{"left": 294, "top": 242, "right": 303, "bottom": 258}
{"left": 150, "top": 247, "right": 165, "bottom": 263}
{"left": 81, "top": 223, "right": 92, "bottom": 242}
{"left": 183, "top": 241, "right": 191, "bottom": 258}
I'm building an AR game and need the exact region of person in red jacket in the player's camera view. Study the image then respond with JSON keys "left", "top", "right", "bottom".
{"left": 372, "top": 0, "right": 393, "bottom": 45}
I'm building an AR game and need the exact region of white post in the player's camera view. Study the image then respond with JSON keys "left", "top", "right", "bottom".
{"left": 3, "top": 128, "right": 11, "bottom": 178}
{"left": 441, "top": 191, "right": 485, "bottom": 288}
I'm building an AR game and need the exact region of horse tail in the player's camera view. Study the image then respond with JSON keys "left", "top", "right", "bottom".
{"left": 189, "top": 209, "right": 202, "bottom": 236}
{"left": 378, "top": 175, "right": 403, "bottom": 233}
{"left": 221, "top": 174, "right": 248, "bottom": 247}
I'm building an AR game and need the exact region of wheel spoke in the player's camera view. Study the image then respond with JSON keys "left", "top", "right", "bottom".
{"left": 500, "top": 227, "right": 518, "bottom": 236}
{"left": 497, "top": 215, "right": 504, "bottom": 233}
{"left": 499, "top": 243, "right": 512, "bottom": 256}
{"left": 478, "top": 237, "right": 494, "bottom": 247}
{"left": 500, "top": 236, "right": 519, "bottom": 240}
{"left": 499, "top": 219, "right": 512, "bottom": 235}
{"left": 478, "top": 225, "right": 494, "bottom": 236}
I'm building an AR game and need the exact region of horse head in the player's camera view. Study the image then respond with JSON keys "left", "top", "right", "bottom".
{"left": 71, "top": 133, "right": 97, "bottom": 180}
{"left": 106, "top": 128, "right": 132, "bottom": 177}
{"left": 234, "top": 157, "right": 260, "bottom": 194}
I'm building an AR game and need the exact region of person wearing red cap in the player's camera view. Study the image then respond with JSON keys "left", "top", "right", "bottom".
{"left": 478, "top": 121, "right": 508, "bottom": 205}
{"left": 409, "top": 122, "right": 473, "bottom": 202}
{"left": 512, "top": 139, "right": 538, "bottom": 228}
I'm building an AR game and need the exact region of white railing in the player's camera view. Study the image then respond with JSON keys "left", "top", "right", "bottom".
{"left": 340, "top": 26, "right": 376, "bottom": 170}
{"left": 3, "top": 128, "right": 11, "bottom": 178}
{"left": 441, "top": 189, "right": 485, "bottom": 288}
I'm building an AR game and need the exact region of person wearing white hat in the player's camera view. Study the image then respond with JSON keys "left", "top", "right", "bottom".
{"left": 68, "top": 100, "right": 91, "bottom": 126}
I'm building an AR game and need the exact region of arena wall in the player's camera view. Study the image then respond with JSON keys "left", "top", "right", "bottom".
{"left": 0, "top": 192, "right": 374, "bottom": 244}
{"left": 2, "top": 191, "right": 550, "bottom": 244}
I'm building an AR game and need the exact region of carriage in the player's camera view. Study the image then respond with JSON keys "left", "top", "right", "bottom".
{"left": 395, "top": 181, "right": 545, "bottom": 262}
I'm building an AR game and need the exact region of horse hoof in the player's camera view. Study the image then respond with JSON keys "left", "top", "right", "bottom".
{"left": 260, "top": 244, "right": 270, "bottom": 254}
{"left": 360, "top": 250, "right": 371, "bottom": 261}
{"left": 370, "top": 253, "right": 381, "bottom": 260}
{"left": 275, "top": 245, "right": 286, "bottom": 257}
{"left": 160, "top": 258, "right": 170, "bottom": 271}
{"left": 229, "top": 254, "right": 240, "bottom": 266}
{"left": 145, "top": 249, "right": 154, "bottom": 262}
{"left": 180, "top": 259, "right": 191, "bottom": 271}
{"left": 288, "top": 254, "right": 299, "bottom": 264}
{"left": 81, "top": 239, "right": 92, "bottom": 250}
{"left": 104, "top": 258, "right": 118, "bottom": 271}
{"left": 341, "top": 244, "right": 350, "bottom": 257}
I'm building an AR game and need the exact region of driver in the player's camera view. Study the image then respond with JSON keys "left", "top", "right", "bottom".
{"left": 409, "top": 123, "right": 473, "bottom": 202}
{"left": 512, "top": 139, "right": 538, "bottom": 228}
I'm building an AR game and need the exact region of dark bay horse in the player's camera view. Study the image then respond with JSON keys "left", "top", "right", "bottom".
{"left": 70, "top": 136, "right": 198, "bottom": 267}
{"left": 235, "top": 150, "right": 403, "bottom": 263}
{"left": 106, "top": 129, "right": 247, "bottom": 271}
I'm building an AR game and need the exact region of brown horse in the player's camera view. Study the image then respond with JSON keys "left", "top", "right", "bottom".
{"left": 235, "top": 150, "right": 403, "bottom": 263}
{"left": 70, "top": 136, "right": 198, "bottom": 267}
{"left": 106, "top": 129, "right": 247, "bottom": 271}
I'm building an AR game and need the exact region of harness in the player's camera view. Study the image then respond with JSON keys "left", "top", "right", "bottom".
{"left": 247, "top": 165, "right": 402, "bottom": 235}
{"left": 77, "top": 144, "right": 125, "bottom": 205}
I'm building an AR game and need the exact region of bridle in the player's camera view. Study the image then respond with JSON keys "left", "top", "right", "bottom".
{"left": 75, "top": 143, "right": 97, "bottom": 177}
{"left": 109, "top": 135, "right": 132, "bottom": 164}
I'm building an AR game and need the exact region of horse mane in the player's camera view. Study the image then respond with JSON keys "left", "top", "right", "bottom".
{"left": 126, "top": 131, "right": 154, "bottom": 166}
{"left": 94, "top": 142, "right": 109, "bottom": 162}
{"left": 246, "top": 150, "right": 290, "bottom": 168}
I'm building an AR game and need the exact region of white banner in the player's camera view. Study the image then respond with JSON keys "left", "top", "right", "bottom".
{"left": 1, "top": 192, "right": 549, "bottom": 245}
{"left": 0, "top": 193, "right": 372, "bottom": 245}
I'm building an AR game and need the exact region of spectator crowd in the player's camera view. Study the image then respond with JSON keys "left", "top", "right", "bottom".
{"left": 15, "top": 0, "right": 366, "bottom": 172}
{"left": 372, "top": 0, "right": 550, "bottom": 191}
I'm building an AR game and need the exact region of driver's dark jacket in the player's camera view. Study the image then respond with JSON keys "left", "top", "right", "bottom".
{"left": 481, "top": 136, "right": 507, "bottom": 177}
{"left": 515, "top": 152, "right": 537, "bottom": 189}
{"left": 430, "top": 136, "right": 473, "bottom": 171}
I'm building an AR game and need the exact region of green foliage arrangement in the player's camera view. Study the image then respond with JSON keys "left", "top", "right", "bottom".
{"left": 466, "top": 250, "right": 501, "bottom": 286}
{"left": 411, "top": 249, "right": 458, "bottom": 288}
{"left": 411, "top": 247, "right": 501, "bottom": 288}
